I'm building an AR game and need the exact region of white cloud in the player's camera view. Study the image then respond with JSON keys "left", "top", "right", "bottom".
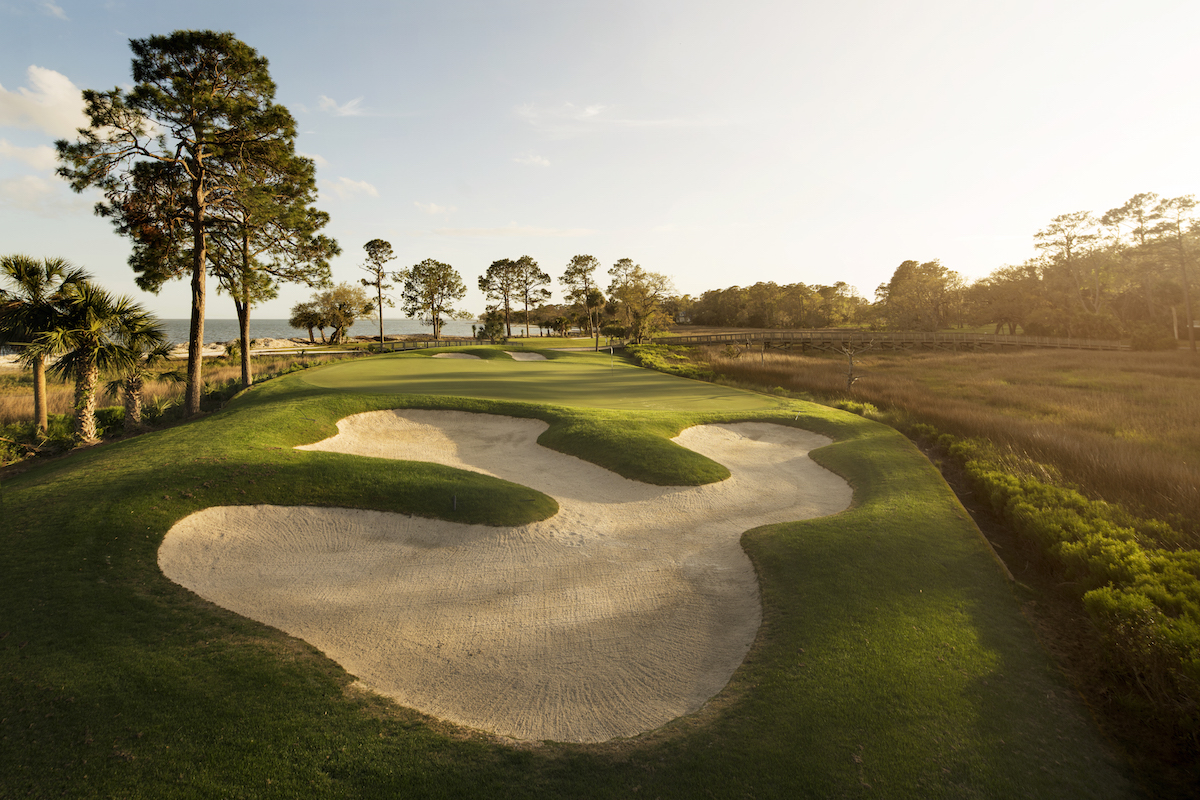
{"left": 512, "top": 153, "right": 550, "bottom": 167}
{"left": 0, "top": 66, "right": 87, "bottom": 138}
{"left": 0, "top": 139, "right": 57, "bottom": 170}
{"left": 298, "top": 151, "right": 330, "bottom": 168}
{"left": 318, "top": 95, "right": 367, "bottom": 117}
{"left": 433, "top": 223, "right": 595, "bottom": 238}
{"left": 41, "top": 2, "right": 68, "bottom": 20}
{"left": 0, "top": 174, "right": 86, "bottom": 216}
{"left": 321, "top": 176, "right": 379, "bottom": 200}
{"left": 414, "top": 201, "right": 456, "bottom": 215}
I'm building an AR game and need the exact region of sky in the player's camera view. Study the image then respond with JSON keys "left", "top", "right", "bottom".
{"left": 1, "top": 0, "right": 1197, "bottom": 320}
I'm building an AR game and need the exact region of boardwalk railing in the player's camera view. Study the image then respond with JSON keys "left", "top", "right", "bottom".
{"left": 383, "top": 338, "right": 472, "bottom": 352}
{"left": 649, "top": 330, "right": 1123, "bottom": 352}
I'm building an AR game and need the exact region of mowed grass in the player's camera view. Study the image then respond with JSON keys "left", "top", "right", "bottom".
{"left": 0, "top": 352, "right": 1137, "bottom": 798}
{"left": 303, "top": 347, "right": 776, "bottom": 413}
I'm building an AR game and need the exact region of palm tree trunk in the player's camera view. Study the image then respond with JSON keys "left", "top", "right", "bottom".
{"left": 75, "top": 356, "right": 99, "bottom": 444}
{"left": 32, "top": 354, "right": 48, "bottom": 434}
{"left": 124, "top": 374, "right": 144, "bottom": 433}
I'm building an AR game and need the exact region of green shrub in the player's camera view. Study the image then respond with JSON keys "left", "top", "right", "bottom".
{"left": 921, "top": 424, "right": 1200, "bottom": 735}
{"left": 626, "top": 344, "right": 714, "bottom": 381}
{"left": 95, "top": 406, "right": 124, "bottom": 437}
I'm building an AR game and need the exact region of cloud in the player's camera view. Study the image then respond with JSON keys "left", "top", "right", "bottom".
{"left": 414, "top": 201, "right": 456, "bottom": 215}
{"left": 512, "top": 153, "right": 550, "bottom": 167}
{"left": 0, "top": 174, "right": 86, "bottom": 216}
{"left": 0, "top": 139, "right": 57, "bottom": 170}
{"left": 321, "top": 176, "right": 379, "bottom": 200}
{"left": 433, "top": 223, "right": 595, "bottom": 238}
{"left": 0, "top": 65, "right": 87, "bottom": 137}
{"left": 41, "top": 2, "right": 68, "bottom": 20}
{"left": 297, "top": 150, "right": 330, "bottom": 168}
{"left": 318, "top": 95, "right": 368, "bottom": 117}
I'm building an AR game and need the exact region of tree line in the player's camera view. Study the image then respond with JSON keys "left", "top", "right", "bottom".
{"left": 690, "top": 193, "right": 1198, "bottom": 351}
{"left": 286, "top": 248, "right": 678, "bottom": 349}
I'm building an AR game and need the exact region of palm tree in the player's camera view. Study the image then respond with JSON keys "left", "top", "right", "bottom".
{"left": 0, "top": 256, "right": 91, "bottom": 433}
{"left": 37, "top": 282, "right": 163, "bottom": 444}
{"left": 105, "top": 319, "right": 173, "bottom": 434}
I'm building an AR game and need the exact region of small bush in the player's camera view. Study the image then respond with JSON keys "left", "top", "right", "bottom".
{"left": 94, "top": 406, "right": 124, "bottom": 437}
{"left": 1130, "top": 324, "right": 1178, "bottom": 351}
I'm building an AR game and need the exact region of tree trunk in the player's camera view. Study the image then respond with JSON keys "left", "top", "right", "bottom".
{"left": 237, "top": 230, "right": 253, "bottom": 388}
{"left": 235, "top": 294, "right": 252, "bottom": 389}
{"left": 123, "top": 374, "right": 144, "bottom": 433}
{"left": 378, "top": 284, "right": 385, "bottom": 346}
{"left": 74, "top": 356, "right": 98, "bottom": 444}
{"left": 185, "top": 178, "right": 207, "bottom": 417}
{"left": 31, "top": 354, "right": 48, "bottom": 434}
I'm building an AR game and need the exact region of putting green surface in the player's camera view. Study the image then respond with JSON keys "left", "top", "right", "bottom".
{"left": 302, "top": 351, "right": 778, "bottom": 412}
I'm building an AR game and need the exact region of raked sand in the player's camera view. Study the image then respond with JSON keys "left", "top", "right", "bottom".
{"left": 159, "top": 410, "right": 852, "bottom": 742}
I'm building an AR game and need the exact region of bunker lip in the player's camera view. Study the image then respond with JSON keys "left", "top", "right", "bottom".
{"left": 504, "top": 351, "right": 547, "bottom": 361}
{"left": 159, "top": 410, "right": 852, "bottom": 743}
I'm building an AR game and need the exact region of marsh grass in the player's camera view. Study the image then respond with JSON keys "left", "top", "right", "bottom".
{"left": 0, "top": 353, "right": 352, "bottom": 461}
{"left": 696, "top": 346, "right": 1200, "bottom": 534}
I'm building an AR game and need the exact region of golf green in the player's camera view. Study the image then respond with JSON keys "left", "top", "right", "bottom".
{"left": 301, "top": 352, "right": 779, "bottom": 412}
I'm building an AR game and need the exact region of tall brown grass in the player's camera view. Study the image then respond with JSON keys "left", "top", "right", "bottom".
{"left": 0, "top": 354, "right": 345, "bottom": 428}
{"left": 695, "top": 346, "right": 1200, "bottom": 530}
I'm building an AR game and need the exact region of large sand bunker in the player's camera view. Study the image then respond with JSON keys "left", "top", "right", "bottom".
{"left": 159, "top": 410, "right": 852, "bottom": 742}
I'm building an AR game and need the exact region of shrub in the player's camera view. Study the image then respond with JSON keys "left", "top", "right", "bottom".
{"left": 925, "top": 425, "right": 1200, "bottom": 735}
{"left": 1130, "top": 323, "right": 1178, "bottom": 351}
{"left": 625, "top": 344, "right": 714, "bottom": 381}
{"left": 94, "top": 406, "right": 124, "bottom": 438}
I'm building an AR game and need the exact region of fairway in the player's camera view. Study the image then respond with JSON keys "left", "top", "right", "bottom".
{"left": 301, "top": 350, "right": 778, "bottom": 411}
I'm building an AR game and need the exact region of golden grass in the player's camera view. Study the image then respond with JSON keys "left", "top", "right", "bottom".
{"left": 696, "top": 346, "right": 1200, "bottom": 529}
{"left": 0, "top": 354, "right": 343, "bottom": 428}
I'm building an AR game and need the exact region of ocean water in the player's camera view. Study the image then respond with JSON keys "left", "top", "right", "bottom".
{"left": 0, "top": 318, "right": 484, "bottom": 355}
{"left": 159, "top": 318, "right": 480, "bottom": 345}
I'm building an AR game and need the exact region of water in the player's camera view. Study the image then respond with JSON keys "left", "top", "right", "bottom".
{"left": 0, "top": 318, "right": 484, "bottom": 355}
{"left": 159, "top": 318, "right": 481, "bottom": 345}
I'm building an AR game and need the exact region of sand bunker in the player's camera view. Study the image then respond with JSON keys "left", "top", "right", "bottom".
{"left": 432, "top": 352, "right": 482, "bottom": 359}
{"left": 159, "top": 410, "right": 851, "bottom": 742}
{"left": 504, "top": 351, "right": 546, "bottom": 361}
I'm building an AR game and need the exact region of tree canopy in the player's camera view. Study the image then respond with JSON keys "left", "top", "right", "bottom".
{"left": 56, "top": 30, "right": 310, "bottom": 414}
{"left": 396, "top": 259, "right": 468, "bottom": 339}
{"left": 607, "top": 258, "right": 675, "bottom": 343}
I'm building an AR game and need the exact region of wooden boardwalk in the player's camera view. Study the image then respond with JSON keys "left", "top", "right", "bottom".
{"left": 650, "top": 330, "right": 1123, "bottom": 353}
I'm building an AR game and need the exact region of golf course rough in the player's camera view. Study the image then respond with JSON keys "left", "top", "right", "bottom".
{"left": 159, "top": 410, "right": 852, "bottom": 742}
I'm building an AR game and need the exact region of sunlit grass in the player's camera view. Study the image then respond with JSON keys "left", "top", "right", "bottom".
{"left": 697, "top": 346, "right": 1200, "bottom": 529}
{"left": 0, "top": 356, "right": 1138, "bottom": 798}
